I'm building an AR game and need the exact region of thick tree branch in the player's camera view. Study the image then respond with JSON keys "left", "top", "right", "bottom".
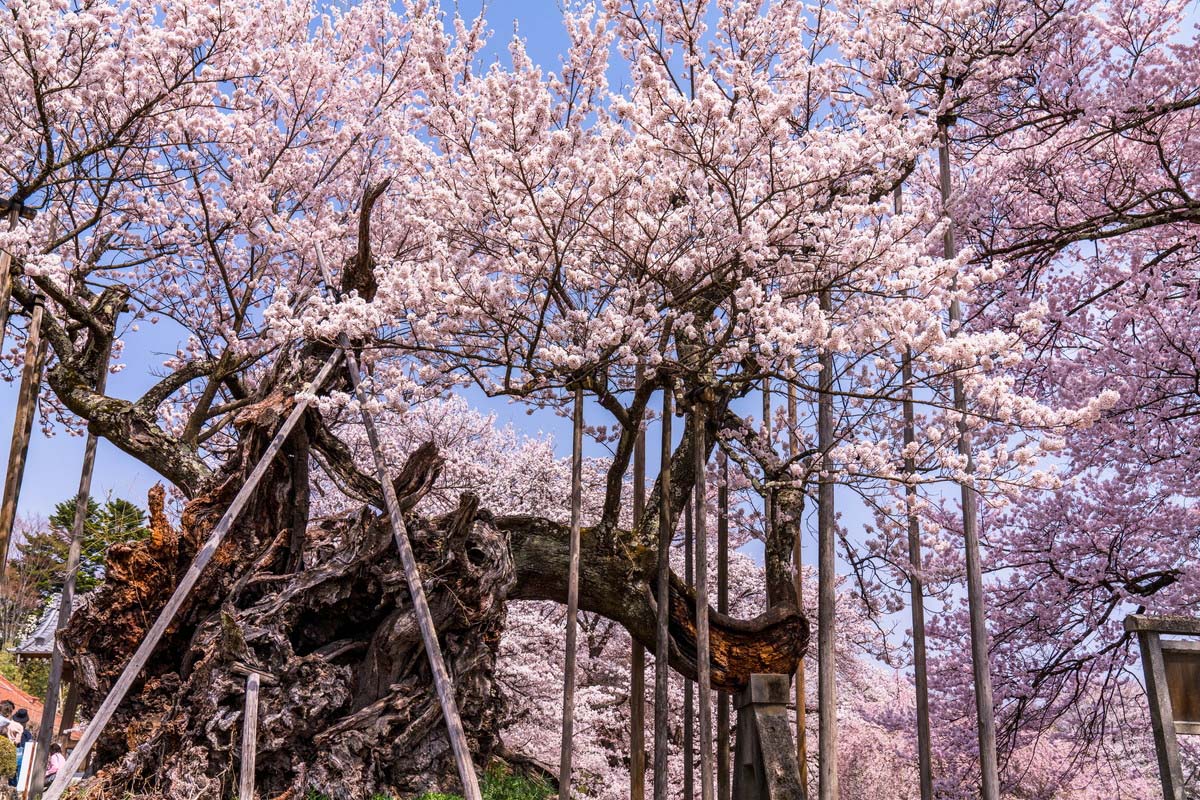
{"left": 499, "top": 514, "right": 807, "bottom": 690}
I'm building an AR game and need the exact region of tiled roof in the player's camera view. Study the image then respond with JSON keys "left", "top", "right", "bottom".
{"left": 11, "top": 599, "right": 59, "bottom": 658}
{"left": 0, "top": 674, "right": 45, "bottom": 728}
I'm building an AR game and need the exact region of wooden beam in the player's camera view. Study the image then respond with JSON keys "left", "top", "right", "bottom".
{"left": 684, "top": 501, "right": 695, "bottom": 800}
{"left": 695, "top": 400, "right": 714, "bottom": 800}
{"left": 239, "top": 673, "right": 261, "bottom": 800}
{"left": 817, "top": 288, "right": 838, "bottom": 800}
{"left": 733, "top": 674, "right": 805, "bottom": 799}
{"left": 653, "top": 387, "right": 674, "bottom": 800}
{"left": 630, "top": 367, "right": 647, "bottom": 800}
{"left": 29, "top": 359, "right": 108, "bottom": 799}
{"left": 42, "top": 349, "right": 344, "bottom": 800}
{"left": 1125, "top": 615, "right": 1200, "bottom": 636}
{"left": 0, "top": 296, "right": 47, "bottom": 583}
{"left": 559, "top": 386, "right": 584, "bottom": 800}
{"left": 1137, "top": 630, "right": 1185, "bottom": 799}
{"left": 762, "top": 378, "right": 774, "bottom": 603}
{"left": 59, "top": 680, "right": 79, "bottom": 737}
{"left": 940, "top": 123, "right": 1000, "bottom": 800}
{"left": 314, "top": 247, "right": 482, "bottom": 800}
{"left": 786, "top": 376, "right": 809, "bottom": 795}
{"left": 0, "top": 207, "right": 19, "bottom": 355}
{"left": 717, "top": 454, "right": 731, "bottom": 800}
{"left": 897, "top": 183, "right": 934, "bottom": 800}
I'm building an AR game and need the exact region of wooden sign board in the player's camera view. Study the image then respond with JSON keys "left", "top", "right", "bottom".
{"left": 1125, "top": 614, "right": 1200, "bottom": 800}
{"left": 1162, "top": 641, "right": 1200, "bottom": 735}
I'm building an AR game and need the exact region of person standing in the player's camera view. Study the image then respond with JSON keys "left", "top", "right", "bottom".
{"left": 44, "top": 742, "right": 65, "bottom": 785}
{"left": 10, "top": 709, "right": 30, "bottom": 787}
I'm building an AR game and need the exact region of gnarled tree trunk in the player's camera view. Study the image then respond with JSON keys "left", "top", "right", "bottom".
{"left": 62, "top": 390, "right": 808, "bottom": 799}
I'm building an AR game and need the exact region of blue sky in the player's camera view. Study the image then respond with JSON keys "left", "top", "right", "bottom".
{"left": 0, "top": 0, "right": 870, "bottom": 625}
{"left": 0, "top": 2, "right": 581, "bottom": 524}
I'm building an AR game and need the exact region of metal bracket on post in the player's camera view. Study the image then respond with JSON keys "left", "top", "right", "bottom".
{"left": 733, "top": 674, "right": 805, "bottom": 800}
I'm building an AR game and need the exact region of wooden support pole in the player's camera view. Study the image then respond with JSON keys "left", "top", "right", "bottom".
{"left": 29, "top": 359, "right": 108, "bottom": 799}
{"left": 733, "top": 674, "right": 806, "bottom": 800}
{"left": 0, "top": 207, "right": 19, "bottom": 354}
{"left": 342, "top": 344, "right": 483, "bottom": 800}
{"left": 1123, "top": 617, "right": 1187, "bottom": 799}
{"left": 896, "top": 185, "right": 935, "bottom": 800}
{"left": 559, "top": 386, "right": 583, "bottom": 796}
{"left": 1138, "top": 631, "right": 1185, "bottom": 800}
{"left": 695, "top": 400, "right": 714, "bottom": 800}
{"left": 631, "top": 368, "right": 647, "bottom": 800}
{"left": 0, "top": 295, "right": 46, "bottom": 583}
{"left": 762, "top": 377, "right": 774, "bottom": 605}
{"left": 940, "top": 123, "right": 1000, "bottom": 800}
{"left": 684, "top": 502, "right": 695, "bottom": 800}
{"left": 59, "top": 681, "right": 79, "bottom": 737}
{"left": 652, "top": 387, "right": 673, "bottom": 800}
{"left": 786, "top": 377, "right": 809, "bottom": 795}
{"left": 239, "top": 672, "right": 261, "bottom": 800}
{"left": 43, "top": 350, "right": 344, "bottom": 800}
{"left": 817, "top": 289, "right": 838, "bottom": 800}
{"left": 559, "top": 386, "right": 584, "bottom": 800}
{"left": 717, "top": 454, "right": 731, "bottom": 800}
{"left": 314, "top": 248, "right": 482, "bottom": 800}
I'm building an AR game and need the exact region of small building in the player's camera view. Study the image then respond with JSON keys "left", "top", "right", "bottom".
{"left": 11, "top": 598, "right": 59, "bottom": 663}
{"left": 9, "top": 599, "right": 80, "bottom": 743}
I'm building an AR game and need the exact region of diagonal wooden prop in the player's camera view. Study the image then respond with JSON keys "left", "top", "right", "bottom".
{"left": 314, "top": 245, "right": 482, "bottom": 800}
{"left": 43, "top": 349, "right": 344, "bottom": 800}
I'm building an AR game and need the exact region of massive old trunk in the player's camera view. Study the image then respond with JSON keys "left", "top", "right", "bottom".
{"left": 60, "top": 389, "right": 808, "bottom": 799}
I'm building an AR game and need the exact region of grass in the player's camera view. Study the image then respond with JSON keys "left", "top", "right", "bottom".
{"left": 415, "top": 766, "right": 553, "bottom": 800}
{"left": 303, "top": 766, "right": 552, "bottom": 800}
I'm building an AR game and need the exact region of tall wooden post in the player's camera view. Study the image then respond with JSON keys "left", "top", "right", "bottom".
{"left": 695, "top": 401, "right": 714, "bottom": 800}
{"left": 940, "top": 122, "right": 1000, "bottom": 800}
{"left": 559, "top": 386, "right": 585, "bottom": 800}
{"left": 787, "top": 377, "right": 809, "bottom": 792}
{"left": 733, "top": 674, "right": 806, "bottom": 799}
{"left": 44, "top": 351, "right": 345, "bottom": 800}
{"left": 762, "top": 377, "right": 774, "bottom": 602}
{"left": 58, "top": 681, "right": 79, "bottom": 737}
{"left": 717, "top": 454, "right": 731, "bottom": 800}
{"left": 239, "top": 672, "right": 261, "bottom": 800}
{"left": 630, "top": 370, "right": 647, "bottom": 800}
{"left": 315, "top": 249, "right": 483, "bottom": 800}
{"left": 684, "top": 502, "right": 695, "bottom": 800}
{"left": 1124, "top": 615, "right": 1195, "bottom": 800}
{"left": 0, "top": 206, "right": 19, "bottom": 354}
{"left": 653, "top": 387, "right": 674, "bottom": 800}
{"left": 896, "top": 186, "right": 935, "bottom": 800}
{"left": 29, "top": 358, "right": 108, "bottom": 799}
{"left": 0, "top": 295, "right": 47, "bottom": 582}
{"left": 817, "top": 288, "right": 838, "bottom": 800}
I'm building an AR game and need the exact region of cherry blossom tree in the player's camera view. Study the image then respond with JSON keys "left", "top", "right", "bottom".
{"left": 0, "top": 0, "right": 1189, "bottom": 796}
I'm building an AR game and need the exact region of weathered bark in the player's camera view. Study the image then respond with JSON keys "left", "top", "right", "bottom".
{"left": 60, "top": 391, "right": 807, "bottom": 799}
{"left": 62, "top": 397, "right": 513, "bottom": 800}
{"left": 503, "top": 517, "right": 807, "bottom": 690}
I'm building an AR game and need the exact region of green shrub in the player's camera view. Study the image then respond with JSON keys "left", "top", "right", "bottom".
{"left": 0, "top": 736, "right": 15, "bottom": 779}
{"left": 412, "top": 765, "right": 553, "bottom": 800}
{"left": 303, "top": 764, "right": 553, "bottom": 800}
{"left": 481, "top": 767, "right": 552, "bottom": 800}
